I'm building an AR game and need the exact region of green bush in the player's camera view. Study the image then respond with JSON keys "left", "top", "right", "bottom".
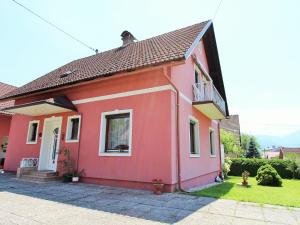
{"left": 229, "top": 158, "right": 296, "bottom": 179}
{"left": 222, "top": 157, "right": 232, "bottom": 179}
{"left": 256, "top": 164, "right": 282, "bottom": 186}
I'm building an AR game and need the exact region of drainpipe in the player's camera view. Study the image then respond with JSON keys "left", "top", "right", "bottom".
{"left": 162, "top": 67, "right": 184, "bottom": 192}
{"left": 76, "top": 112, "right": 83, "bottom": 172}
{"left": 218, "top": 121, "right": 222, "bottom": 172}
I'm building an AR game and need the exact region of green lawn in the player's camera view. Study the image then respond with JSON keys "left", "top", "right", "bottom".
{"left": 191, "top": 176, "right": 300, "bottom": 207}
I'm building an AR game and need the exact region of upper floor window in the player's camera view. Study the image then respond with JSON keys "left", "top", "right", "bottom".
{"left": 209, "top": 128, "right": 216, "bottom": 156}
{"left": 66, "top": 115, "right": 81, "bottom": 142}
{"left": 189, "top": 116, "right": 200, "bottom": 157}
{"left": 99, "top": 110, "right": 132, "bottom": 156}
{"left": 26, "top": 121, "right": 39, "bottom": 144}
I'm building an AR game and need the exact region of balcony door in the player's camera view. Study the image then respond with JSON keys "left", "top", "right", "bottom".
{"left": 195, "top": 70, "right": 200, "bottom": 84}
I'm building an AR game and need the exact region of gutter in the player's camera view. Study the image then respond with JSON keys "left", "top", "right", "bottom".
{"left": 162, "top": 67, "right": 184, "bottom": 192}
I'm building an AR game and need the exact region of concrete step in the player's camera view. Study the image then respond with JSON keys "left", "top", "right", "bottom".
{"left": 29, "top": 170, "right": 58, "bottom": 177}
{"left": 20, "top": 174, "right": 61, "bottom": 183}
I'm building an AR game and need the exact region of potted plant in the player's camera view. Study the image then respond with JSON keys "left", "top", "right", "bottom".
{"left": 72, "top": 169, "right": 85, "bottom": 182}
{"left": 63, "top": 173, "right": 73, "bottom": 183}
{"left": 152, "top": 179, "right": 164, "bottom": 195}
{"left": 59, "top": 148, "right": 74, "bottom": 183}
{"left": 242, "top": 170, "right": 250, "bottom": 186}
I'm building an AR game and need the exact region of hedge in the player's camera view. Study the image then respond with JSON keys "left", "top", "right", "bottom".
{"left": 229, "top": 158, "right": 300, "bottom": 179}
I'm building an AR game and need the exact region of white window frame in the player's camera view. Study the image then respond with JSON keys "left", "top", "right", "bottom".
{"left": 65, "top": 115, "right": 81, "bottom": 143}
{"left": 26, "top": 120, "right": 40, "bottom": 144}
{"left": 189, "top": 116, "right": 200, "bottom": 157}
{"left": 209, "top": 128, "right": 216, "bottom": 157}
{"left": 99, "top": 109, "right": 133, "bottom": 157}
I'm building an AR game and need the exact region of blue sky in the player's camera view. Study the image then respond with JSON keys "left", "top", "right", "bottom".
{"left": 1, "top": 0, "right": 300, "bottom": 136}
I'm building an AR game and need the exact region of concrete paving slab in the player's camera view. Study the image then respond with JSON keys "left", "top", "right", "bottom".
{"left": 0, "top": 173, "right": 299, "bottom": 225}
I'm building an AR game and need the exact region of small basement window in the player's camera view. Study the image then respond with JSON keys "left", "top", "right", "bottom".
{"left": 189, "top": 116, "right": 200, "bottom": 157}
{"left": 99, "top": 110, "right": 132, "bottom": 156}
{"left": 27, "top": 121, "right": 39, "bottom": 144}
{"left": 209, "top": 128, "right": 216, "bottom": 156}
{"left": 66, "top": 115, "right": 81, "bottom": 142}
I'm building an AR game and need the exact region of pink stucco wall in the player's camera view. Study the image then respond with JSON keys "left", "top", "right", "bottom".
{"left": 0, "top": 115, "right": 11, "bottom": 141}
{"left": 0, "top": 115, "right": 12, "bottom": 168}
{"left": 4, "top": 69, "right": 176, "bottom": 190}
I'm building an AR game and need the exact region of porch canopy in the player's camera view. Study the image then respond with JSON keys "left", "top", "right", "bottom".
{"left": 3, "top": 96, "right": 77, "bottom": 116}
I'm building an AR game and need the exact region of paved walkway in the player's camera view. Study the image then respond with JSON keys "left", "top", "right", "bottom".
{"left": 0, "top": 173, "right": 299, "bottom": 225}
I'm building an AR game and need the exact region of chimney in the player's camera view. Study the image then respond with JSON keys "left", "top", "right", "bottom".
{"left": 121, "top": 31, "right": 137, "bottom": 46}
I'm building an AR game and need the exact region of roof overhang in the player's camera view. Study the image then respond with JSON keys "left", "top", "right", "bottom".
{"left": 3, "top": 96, "right": 76, "bottom": 116}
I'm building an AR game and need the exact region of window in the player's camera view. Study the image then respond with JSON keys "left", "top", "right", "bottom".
{"left": 26, "top": 121, "right": 39, "bottom": 144}
{"left": 99, "top": 110, "right": 132, "bottom": 156}
{"left": 209, "top": 128, "right": 216, "bottom": 156}
{"left": 189, "top": 116, "right": 200, "bottom": 157}
{"left": 66, "top": 115, "right": 81, "bottom": 142}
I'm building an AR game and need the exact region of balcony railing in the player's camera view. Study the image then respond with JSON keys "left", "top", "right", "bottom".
{"left": 192, "top": 81, "right": 226, "bottom": 115}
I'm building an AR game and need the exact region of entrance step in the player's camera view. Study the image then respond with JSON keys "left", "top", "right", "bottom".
{"left": 17, "top": 168, "right": 61, "bottom": 183}
{"left": 31, "top": 170, "right": 58, "bottom": 177}
{"left": 19, "top": 174, "right": 61, "bottom": 183}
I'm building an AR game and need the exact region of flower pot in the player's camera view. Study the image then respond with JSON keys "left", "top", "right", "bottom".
{"left": 72, "top": 177, "right": 79, "bottom": 182}
{"left": 153, "top": 183, "right": 164, "bottom": 195}
{"left": 242, "top": 181, "right": 248, "bottom": 186}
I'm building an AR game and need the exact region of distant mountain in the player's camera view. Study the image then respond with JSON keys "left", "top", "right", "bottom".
{"left": 256, "top": 130, "right": 300, "bottom": 149}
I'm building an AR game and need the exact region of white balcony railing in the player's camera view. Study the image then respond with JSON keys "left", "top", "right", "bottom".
{"left": 193, "top": 81, "right": 226, "bottom": 115}
{"left": 20, "top": 158, "right": 39, "bottom": 168}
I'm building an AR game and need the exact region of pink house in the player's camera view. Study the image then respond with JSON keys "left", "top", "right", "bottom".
{"left": 0, "top": 20, "right": 228, "bottom": 192}
{"left": 0, "top": 82, "right": 16, "bottom": 169}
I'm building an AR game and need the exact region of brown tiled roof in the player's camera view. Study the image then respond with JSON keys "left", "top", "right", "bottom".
{"left": 1, "top": 21, "right": 210, "bottom": 100}
{"left": 220, "top": 115, "right": 241, "bottom": 145}
{"left": 0, "top": 82, "right": 16, "bottom": 115}
{"left": 220, "top": 115, "right": 240, "bottom": 132}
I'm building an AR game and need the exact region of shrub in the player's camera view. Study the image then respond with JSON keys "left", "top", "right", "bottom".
{"left": 256, "top": 164, "right": 282, "bottom": 186}
{"left": 222, "top": 157, "right": 232, "bottom": 179}
{"left": 229, "top": 158, "right": 296, "bottom": 179}
{"left": 285, "top": 153, "right": 300, "bottom": 179}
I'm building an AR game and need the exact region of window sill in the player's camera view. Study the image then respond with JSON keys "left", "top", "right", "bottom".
{"left": 189, "top": 154, "right": 200, "bottom": 158}
{"left": 26, "top": 141, "right": 37, "bottom": 145}
{"left": 65, "top": 139, "right": 79, "bottom": 143}
{"left": 210, "top": 155, "right": 217, "bottom": 158}
{"left": 99, "top": 152, "right": 131, "bottom": 157}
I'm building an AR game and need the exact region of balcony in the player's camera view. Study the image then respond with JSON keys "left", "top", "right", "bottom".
{"left": 192, "top": 81, "right": 226, "bottom": 119}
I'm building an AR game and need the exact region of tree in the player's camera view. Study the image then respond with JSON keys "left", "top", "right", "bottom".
{"left": 220, "top": 129, "right": 243, "bottom": 157}
{"left": 241, "top": 134, "right": 251, "bottom": 152}
{"left": 246, "top": 137, "right": 261, "bottom": 158}
{"left": 241, "top": 134, "right": 260, "bottom": 153}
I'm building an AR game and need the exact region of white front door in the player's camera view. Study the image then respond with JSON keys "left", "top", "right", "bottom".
{"left": 38, "top": 117, "right": 62, "bottom": 171}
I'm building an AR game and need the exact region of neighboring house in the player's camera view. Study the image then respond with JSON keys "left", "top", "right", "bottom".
{"left": 279, "top": 147, "right": 300, "bottom": 160}
{"left": 0, "top": 82, "right": 16, "bottom": 168}
{"left": 0, "top": 20, "right": 229, "bottom": 191}
{"left": 220, "top": 114, "right": 241, "bottom": 146}
{"left": 262, "top": 147, "right": 281, "bottom": 159}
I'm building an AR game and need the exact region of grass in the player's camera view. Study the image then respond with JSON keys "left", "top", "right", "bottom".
{"left": 191, "top": 176, "right": 300, "bottom": 207}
